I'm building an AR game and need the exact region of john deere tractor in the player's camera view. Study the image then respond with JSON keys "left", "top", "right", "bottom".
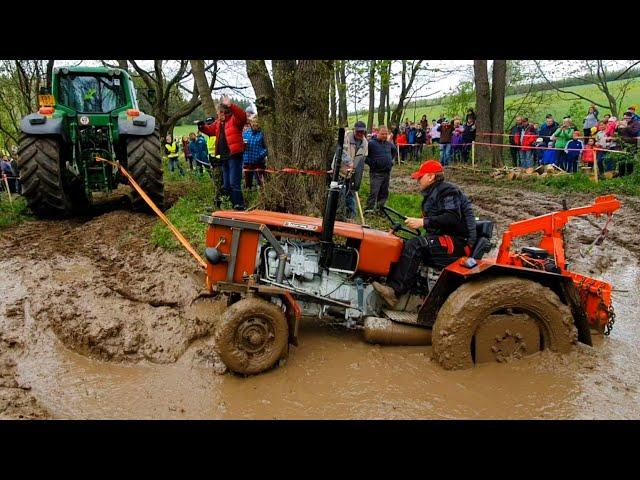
{"left": 18, "top": 66, "right": 163, "bottom": 216}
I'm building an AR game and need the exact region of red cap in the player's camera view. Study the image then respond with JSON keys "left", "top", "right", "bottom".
{"left": 411, "top": 160, "right": 443, "bottom": 179}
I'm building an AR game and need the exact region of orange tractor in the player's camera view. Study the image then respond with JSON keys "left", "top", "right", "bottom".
{"left": 199, "top": 129, "right": 621, "bottom": 375}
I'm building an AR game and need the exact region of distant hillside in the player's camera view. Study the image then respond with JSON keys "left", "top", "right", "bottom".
{"left": 348, "top": 78, "right": 640, "bottom": 129}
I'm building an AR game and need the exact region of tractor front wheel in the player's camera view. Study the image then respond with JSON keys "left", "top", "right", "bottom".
{"left": 214, "top": 297, "right": 289, "bottom": 375}
{"left": 126, "top": 129, "right": 164, "bottom": 211}
{"left": 432, "top": 276, "right": 577, "bottom": 370}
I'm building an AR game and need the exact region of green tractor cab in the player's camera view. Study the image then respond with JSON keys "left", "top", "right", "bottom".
{"left": 18, "top": 66, "right": 164, "bottom": 217}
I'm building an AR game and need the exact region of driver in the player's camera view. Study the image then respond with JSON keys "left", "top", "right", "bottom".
{"left": 372, "top": 160, "right": 477, "bottom": 308}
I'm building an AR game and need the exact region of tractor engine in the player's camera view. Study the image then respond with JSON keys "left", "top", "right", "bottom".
{"left": 261, "top": 240, "right": 380, "bottom": 323}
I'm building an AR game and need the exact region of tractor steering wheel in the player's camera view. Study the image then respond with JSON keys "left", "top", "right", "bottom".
{"left": 380, "top": 205, "right": 422, "bottom": 237}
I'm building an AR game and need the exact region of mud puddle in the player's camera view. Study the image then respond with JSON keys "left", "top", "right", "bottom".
{"left": 18, "top": 316, "right": 582, "bottom": 419}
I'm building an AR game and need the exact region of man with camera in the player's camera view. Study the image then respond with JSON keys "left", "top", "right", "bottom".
{"left": 196, "top": 95, "right": 247, "bottom": 211}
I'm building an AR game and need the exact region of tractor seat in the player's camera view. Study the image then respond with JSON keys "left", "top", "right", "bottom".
{"left": 428, "top": 220, "right": 495, "bottom": 271}
{"left": 470, "top": 220, "right": 494, "bottom": 260}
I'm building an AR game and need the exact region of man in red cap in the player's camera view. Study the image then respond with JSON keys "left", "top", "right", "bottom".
{"left": 372, "top": 160, "right": 477, "bottom": 307}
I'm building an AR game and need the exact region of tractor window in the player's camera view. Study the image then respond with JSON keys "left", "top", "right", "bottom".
{"left": 58, "top": 75, "right": 126, "bottom": 113}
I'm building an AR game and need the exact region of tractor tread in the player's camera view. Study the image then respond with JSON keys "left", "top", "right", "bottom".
{"left": 16, "top": 135, "right": 71, "bottom": 217}
{"left": 126, "top": 128, "right": 164, "bottom": 211}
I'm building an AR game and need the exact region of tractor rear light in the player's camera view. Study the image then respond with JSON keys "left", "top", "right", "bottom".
{"left": 38, "top": 106, "right": 54, "bottom": 115}
{"left": 127, "top": 109, "right": 140, "bottom": 117}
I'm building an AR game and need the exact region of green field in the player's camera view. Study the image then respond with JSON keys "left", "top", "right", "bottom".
{"left": 347, "top": 78, "right": 640, "bottom": 128}
{"left": 163, "top": 79, "right": 640, "bottom": 138}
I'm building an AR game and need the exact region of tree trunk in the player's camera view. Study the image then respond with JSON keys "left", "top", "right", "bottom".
{"left": 378, "top": 61, "right": 389, "bottom": 127}
{"left": 190, "top": 59, "right": 216, "bottom": 117}
{"left": 46, "top": 60, "right": 55, "bottom": 91}
{"left": 117, "top": 60, "right": 128, "bottom": 70}
{"left": 474, "top": 60, "right": 491, "bottom": 163}
{"left": 336, "top": 60, "right": 348, "bottom": 127}
{"left": 329, "top": 61, "right": 336, "bottom": 127}
{"left": 390, "top": 60, "right": 423, "bottom": 127}
{"left": 247, "top": 60, "right": 333, "bottom": 215}
{"left": 367, "top": 60, "right": 376, "bottom": 131}
{"left": 490, "top": 60, "right": 507, "bottom": 167}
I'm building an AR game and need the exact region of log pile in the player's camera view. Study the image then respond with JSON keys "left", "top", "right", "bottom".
{"left": 490, "top": 164, "right": 568, "bottom": 181}
{"left": 490, "top": 164, "right": 619, "bottom": 181}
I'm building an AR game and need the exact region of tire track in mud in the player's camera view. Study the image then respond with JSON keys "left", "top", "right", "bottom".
{"left": 0, "top": 208, "right": 231, "bottom": 418}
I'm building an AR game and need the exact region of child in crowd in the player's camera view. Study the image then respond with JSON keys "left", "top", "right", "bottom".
{"left": 582, "top": 137, "right": 596, "bottom": 168}
{"left": 518, "top": 124, "right": 537, "bottom": 168}
{"left": 564, "top": 131, "right": 584, "bottom": 173}
{"left": 396, "top": 129, "right": 408, "bottom": 163}
{"left": 541, "top": 141, "right": 558, "bottom": 166}
{"left": 451, "top": 119, "right": 464, "bottom": 163}
{"left": 533, "top": 137, "right": 545, "bottom": 165}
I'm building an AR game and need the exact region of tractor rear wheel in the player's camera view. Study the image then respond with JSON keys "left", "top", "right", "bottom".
{"left": 432, "top": 276, "right": 577, "bottom": 370}
{"left": 126, "top": 129, "right": 164, "bottom": 211}
{"left": 17, "top": 135, "right": 74, "bottom": 217}
{"left": 214, "top": 297, "right": 289, "bottom": 375}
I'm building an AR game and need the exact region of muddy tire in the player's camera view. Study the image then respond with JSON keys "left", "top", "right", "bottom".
{"left": 214, "top": 297, "right": 289, "bottom": 375}
{"left": 432, "top": 276, "right": 577, "bottom": 370}
{"left": 126, "top": 129, "right": 164, "bottom": 211}
{"left": 17, "top": 135, "right": 73, "bottom": 217}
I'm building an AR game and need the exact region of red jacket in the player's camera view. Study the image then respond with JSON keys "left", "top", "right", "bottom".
{"left": 582, "top": 145, "right": 595, "bottom": 164}
{"left": 515, "top": 129, "right": 537, "bottom": 151}
{"left": 198, "top": 103, "right": 247, "bottom": 156}
{"left": 396, "top": 133, "right": 408, "bottom": 146}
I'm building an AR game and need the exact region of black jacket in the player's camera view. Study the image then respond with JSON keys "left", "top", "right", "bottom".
{"left": 508, "top": 124, "right": 521, "bottom": 145}
{"left": 461, "top": 123, "right": 477, "bottom": 143}
{"left": 365, "top": 137, "right": 396, "bottom": 173}
{"left": 421, "top": 180, "right": 477, "bottom": 246}
{"left": 538, "top": 121, "right": 559, "bottom": 146}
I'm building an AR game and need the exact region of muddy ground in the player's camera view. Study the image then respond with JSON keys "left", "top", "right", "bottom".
{"left": 1, "top": 172, "right": 639, "bottom": 419}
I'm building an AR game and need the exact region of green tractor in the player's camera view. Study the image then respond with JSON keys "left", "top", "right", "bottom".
{"left": 18, "top": 66, "right": 164, "bottom": 217}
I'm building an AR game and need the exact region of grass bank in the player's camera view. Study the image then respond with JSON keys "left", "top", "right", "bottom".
{"left": 0, "top": 195, "right": 30, "bottom": 229}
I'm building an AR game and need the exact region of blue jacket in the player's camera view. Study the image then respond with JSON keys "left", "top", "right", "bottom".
{"left": 189, "top": 136, "right": 208, "bottom": 162}
{"left": 538, "top": 121, "right": 559, "bottom": 146}
{"left": 365, "top": 137, "right": 396, "bottom": 173}
{"left": 407, "top": 128, "right": 416, "bottom": 144}
{"left": 242, "top": 129, "right": 268, "bottom": 165}
{"left": 565, "top": 139, "right": 583, "bottom": 161}
{"left": 541, "top": 148, "right": 558, "bottom": 165}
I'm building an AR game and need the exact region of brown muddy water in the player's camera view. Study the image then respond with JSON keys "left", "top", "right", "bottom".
{"left": 1, "top": 182, "right": 639, "bottom": 419}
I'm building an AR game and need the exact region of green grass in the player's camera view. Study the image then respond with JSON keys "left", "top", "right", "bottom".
{"left": 172, "top": 124, "right": 199, "bottom": 139}
{"left": 151, "top": 161, "right": 260, "bottom": 252}
{"left": 0, "top": 195, "right": 30, "bottom": 228}
{"left": 150, "top": 172, "right": 216, "bottom": 251}
{"left": 348, "top": 78, "right": 640, "bottom": 127}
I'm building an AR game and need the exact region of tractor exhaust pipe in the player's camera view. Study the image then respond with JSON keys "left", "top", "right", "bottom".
{"left": 320, "top": 127, "right": 346, "bottom": 269}
{"left": 363, "top": 317, "right": 433, "bottom": 346}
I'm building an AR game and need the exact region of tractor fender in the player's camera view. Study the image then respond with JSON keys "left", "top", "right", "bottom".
{"left": 20, "top": 114, "right": 67, "bottom": 140}
{"left": 117, "top": 113, "right": 156, "bottom": 136}
{"left": 416, "top": 262, "right": 592, "bottom": 346}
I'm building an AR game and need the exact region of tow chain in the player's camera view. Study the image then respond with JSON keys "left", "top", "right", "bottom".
{"left": 604, "top": 302, "right": 616, "bottom": 336}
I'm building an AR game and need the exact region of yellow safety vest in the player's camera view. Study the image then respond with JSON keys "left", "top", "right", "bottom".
{"left": 207, "top": 135, "right": 220, "bottom": 158}
{"left": 165, "top": 141, "right": 179, "bottom": 158}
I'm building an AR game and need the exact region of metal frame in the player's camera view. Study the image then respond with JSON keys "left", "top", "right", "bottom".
{"left": 200, "top": 215, "right": 288, "bottom": 282}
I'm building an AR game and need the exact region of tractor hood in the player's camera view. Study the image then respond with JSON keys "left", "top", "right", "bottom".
{"left": 212, "top": 209, "right": 404, "bottom": 276}
{"left": 213, "top": 209, "right": 366, "bottom": 239}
